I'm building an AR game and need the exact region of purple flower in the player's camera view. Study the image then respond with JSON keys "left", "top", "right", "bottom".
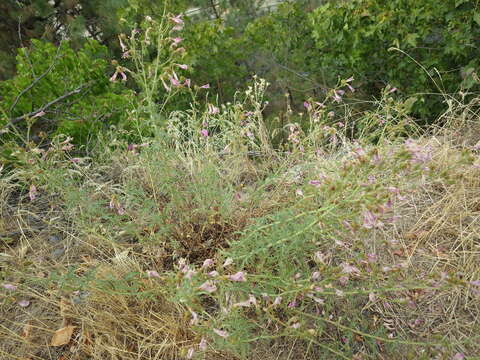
{"left": 207, "top": 270, "right": 219, "bottom": 277}
{"left": 452, "top": 353, "right": 465, "bottom": 360}
{"left": 177, "top": 63, "right": 188, "bottom": 70}
{"left": 228, "top": 271, "right": 246, "bottom": 282}
{"left": 471, "top": 280, "right": 480, "bottom": 286}
{"left": 2, "top": 283, "right": 17, "bottom": 291}
{"left": 308, "top": 180, "right": 322, "bottom": 187}
{"left": 303, "top": 101, "right": 311, "bottom": 110}
{"left": 198, "top": 281, "right": 217, "bottom": 293}
{"left": 200, "top": 129, "right": 209, "bottom": 137}
{"left": 288, "top": 300, "right": 297, "bottom": 308}
{"left": 200, "top": 84, "right": 210, "bottom": 89}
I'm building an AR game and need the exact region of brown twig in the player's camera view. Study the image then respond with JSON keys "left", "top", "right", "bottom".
{"left": 7, "top": 82, "right": 92, "bottom": 127}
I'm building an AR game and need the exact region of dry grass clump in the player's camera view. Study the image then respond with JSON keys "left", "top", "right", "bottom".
{"left": 369, "top": 133, "right": 480, "bottom": 356}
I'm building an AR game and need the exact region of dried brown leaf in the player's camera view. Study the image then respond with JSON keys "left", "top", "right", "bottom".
{"left": 51, "top": 325, "right": 75, "bottom": 347}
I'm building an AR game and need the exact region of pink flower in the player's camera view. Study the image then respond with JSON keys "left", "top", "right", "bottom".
{"left": 199, "top": 337, "right": 207, "bottom": 351}
{"left": 388, "top": 87, "right": 398, "bottom": 93}
{"left": 207, "top": 104, "right": 219, "bottom": 115}
{"left": 189, "top": 309, "right": 199, "bottom": 325}
{"left": 29, "top": 184, "right": 37, "bottom": 201}
{"left": 362, "top": 210, "right": 383, "bottom": 229}
{"left": 366, "top": 253, "right": 378, "bottom": 263}
{"left": 109, "top": 72, "right": 118, "bottom": 82}
{"left": 213, "top": 328, "right": 229, "bottom": 338}
{"left": 18, "top": 300, "right": 30, "bottom": 307}
{"left": 146, "top": 270, "right": 160, "bottom": 278}
{"left": 228, "top": 271, "right": 246, "bottom": 282}
{"left": 207, "top": 270, "right": 219, "bottom": 277}
{"left": 184, "top": 78, "right": 191, "bottom": 87}
{"left": 200, "top": 84, "right": 210, "bottom": 89}
{"left": 70, "top": 158, "right": 81, "bottom": 164}
{"left": 308, "top": 180, "right": 322, "bottom": 187}
{"left": 347, "top": 84, "right": 355, "bottom": 92}
{"left": 184, "top": 269, "right": 196, "bottom": 280}
{"left": 288, "top": 300, "right": 297, "bottom": 308}
{"left": 177, "top": 64, "right": 188, "bottom": 70}
{"left": 303, "top": 101, "right": 311, "bottom": 109}
{"left": 170, "top": 76, "right": 182, "bottom": 87}
{"left": 341, "top": 263, "right": 360, "bottom": 275}
{"left": 171, "top": 37, "right": 183, "bottom": 46}
{"left": 202, "top": 259, "right": 214, "bottom": 269}
{"left": 200, "top": 129, "right": 209, "bottom": 137}
{"left": 333, "top": 90, "right": 342, "bottom": 102}
{"left": 452, "top": 353, "right": 465, "bottom": 360}
{"left": 170, "top": 14, "right": 184, "bottom": 25}
{"left": 2, "top": 283, "right": 17, "bottom": 291}
{"left": 346, "top": 76, "right": 354, "bottom": 83}
{"left": 32, "top": 110, "right": 45, "bottom": 118}
{"left": 198, "top": 281, "right": 217, "bottom": 293}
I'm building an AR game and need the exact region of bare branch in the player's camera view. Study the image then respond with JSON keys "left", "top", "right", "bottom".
{"left": 6, "top": 82, "right": 93, "bottom": 128}
{"left": 9, "top": 45, "right": 63, "bottom": 114}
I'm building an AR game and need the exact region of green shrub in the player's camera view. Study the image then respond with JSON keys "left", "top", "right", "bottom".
{"left": 0, "top": 39, "right": 133, "bottom": 145}
{"left": 309, "top": 0, "right": 480, "bottom": 119}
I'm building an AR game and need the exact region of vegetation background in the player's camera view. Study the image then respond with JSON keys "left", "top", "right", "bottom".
{"left": 0, "top": 1, "right": 479, "bottom": 359}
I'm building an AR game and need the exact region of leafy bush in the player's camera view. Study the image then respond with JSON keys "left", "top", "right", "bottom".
{"left": 309, "top": 0, "right": 480, "bottom": 118}
{"left": 0, "top": 39, "right": 133, "bottom": 145}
